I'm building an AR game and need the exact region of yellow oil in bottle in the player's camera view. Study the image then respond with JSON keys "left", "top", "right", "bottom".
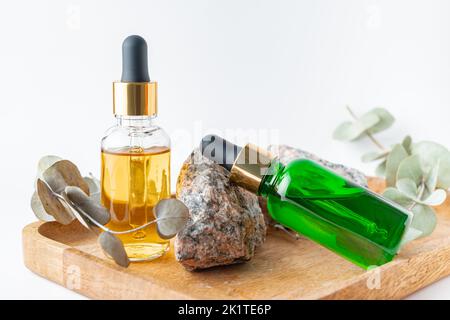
{"left": 101, "top": 146, "right": 171, "bottom": 261}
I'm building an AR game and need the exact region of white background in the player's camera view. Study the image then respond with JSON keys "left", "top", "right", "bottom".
{"left": 1, "top": 0, "right": 449, "bottom": 299}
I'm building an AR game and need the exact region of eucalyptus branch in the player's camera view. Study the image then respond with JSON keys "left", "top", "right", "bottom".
{"left": 31, "top": 156, "right": 189, "bottom": 268}
{"left": 334, "top": 106, "right": 450, "bottom": 244}
{"left": 407, "top": 179, "right": 426, "bottom": 211}
{"left": 57, "top": 193, "right": 179, "bottom": 235}
{"left": 346, "top": 106, "right": 387, "bottom": 151}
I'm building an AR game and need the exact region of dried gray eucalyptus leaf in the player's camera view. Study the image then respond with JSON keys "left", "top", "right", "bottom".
{"left": 64, "top": 186, "right": 110, "bottom": 225}
{"left": 37, "top": 155, "right": 63, "bottom": 179}
{"left": 154, "top": 198, "right": 189, "bottom": 239}
{"left": 98, "top": 232, "right": 130, "bottom": 267}
{"left": 36, "top": 179, "right": 74, "bottom": 225}
{"left": 61, "top": 191, "right": 93, "bottom": 230}
{"left": 43, "top": 160, "right": 89, "bottom": 195}
{"left": 30, "top": 191, "right": 55, "bottom": 222}
{"left": 84, "top": 173, "right": 101, "bottom": 195}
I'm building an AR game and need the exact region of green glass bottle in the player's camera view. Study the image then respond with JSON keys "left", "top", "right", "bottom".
{"left": 201, "top": 135, "right": 412, "bottom": 269}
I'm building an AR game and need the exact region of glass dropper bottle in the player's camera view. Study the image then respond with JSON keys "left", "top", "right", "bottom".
{"left": 100, "top": 35, "right": 171, "bottom": 261}
{"left": 200, "top": 134, "right": 412, "bottom": 269}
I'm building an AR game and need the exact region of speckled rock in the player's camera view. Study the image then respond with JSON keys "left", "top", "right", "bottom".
{"left": 175, "top": 149, "right": 266, "bottom": 271}
{"left": 268, "top": 145, "right": 367, "bottom": 187}
{"left": 175, "top": 145, "right": 367, "bottom": 271}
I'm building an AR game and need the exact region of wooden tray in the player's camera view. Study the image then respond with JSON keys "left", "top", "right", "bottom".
{"left": 22, "top": 178, "right": 450, "bottom": 299}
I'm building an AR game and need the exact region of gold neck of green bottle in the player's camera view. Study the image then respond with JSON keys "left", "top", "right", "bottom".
{"left": 229, "top": 144, "right": 273, "bottom": 194}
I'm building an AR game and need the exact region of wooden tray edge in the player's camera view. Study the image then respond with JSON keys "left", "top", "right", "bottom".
{"left": 22, "top": 221, "right": 68, "bottom": 286}
{"left": 22, "top": 221, "right": 194, "bottom": 300}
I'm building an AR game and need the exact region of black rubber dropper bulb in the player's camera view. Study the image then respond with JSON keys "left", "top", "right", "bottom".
{"left": 121, "top": 35, "right": 150, "bottom": 82}
{"left": 200, "top": 134, "right": 242, "bottom": 171}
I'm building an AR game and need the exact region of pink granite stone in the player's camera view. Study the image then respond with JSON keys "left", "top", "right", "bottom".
{"left": 175, "top": 149, "right": 266, "bottom": 271}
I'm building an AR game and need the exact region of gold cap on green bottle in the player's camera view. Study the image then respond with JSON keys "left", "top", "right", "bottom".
{"left": 230, "top": 143, "right": 273, "bottom": 194}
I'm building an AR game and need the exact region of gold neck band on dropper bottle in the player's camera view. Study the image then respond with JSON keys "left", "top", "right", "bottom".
{"left": 229, "top": 143, "right": 273, "bottom": 194}
{"left": 113, "top": 81, "right": 157, "bottom": 116}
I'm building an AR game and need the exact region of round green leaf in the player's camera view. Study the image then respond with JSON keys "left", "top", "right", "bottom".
{"left": 385, "top": 144, "right": 408, "bottom": 187}
{"left": 400, "top": 227, "right": 423, "bottom": 247}
{"left": 333, "top": 113, "right": 379, "bottom": 141}
{"left": 401, "top": 135, "right": 413, "bottom": 155}
{"left": 375, "top": 159, "right": 387, "bottom": 177}
{"left": 396, "top": 155, "right": 423, "bottom": 186}
{"left": 383, "top": 187, "right": 414, "bottom": 207}
{"left": 425, "top": 163, "right": 439, "bottom": 193}
{"left": 395, "top": 178, "right": 418, "bottom": 200}
{"left": 422, "top": 189, "right": 447, "bottom": 206}
{"left": 358, "top": 112, "right": 381, "bottom": 131}
{"left": 412, "top": 141, "right": 450, "bottom": 189}
{"left": 365, "top": 108, "right": 395, "bottom": 134}
{"left": 411, "top": 204, "right": 437, "bottom": 237}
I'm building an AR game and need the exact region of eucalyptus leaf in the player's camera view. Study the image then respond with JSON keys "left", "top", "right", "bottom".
{"left": 375, "top": 159, "right": 387, "bottom": 177}
{"left": 153, "top": 199, "right": 189, "bottom": 239}
{"left": 64, "top": 186, "right": 111, "bottom": 225}
{"left": 412, "top": 141, "right": 450, "bottom": 189}
{"left": 36, "top": 179, "right": 74, "bottom": 225}
{"left": 400, "top": 226, "right": 423, "bottom": 247}
{"left": 98, "top": 232, "right": 130, "bottom": 268}
{"left": 383, "top": 187, "right": 414, "bottom": 207}
{"left": 365, "top": 108, "right": 395, "bottom": 134}
{"left": 332, "top": 112, "right": 379, "bottom": 141}
{"left": 401, "top": 136, "right": 412, "bottom": 155}
{"left": 395, "top": 178, "right": 418, "bottom": 200}
{"left": 83, "top": 174, "right": 101, "bottom": 204}
{"left": 424, "top": 164, "right": 439, "bottom": 197}
{"left": 361, "top": 151, "right": 388, "bottom": 163}
{"left": 359, "top": 112, "right": 381, "bottom": 131}
{"left": 439, "top": 160, "right": 450, "bottom": 189}
{"left": 42, "top": 160, "right": 90, "bottom": 195}
{"left": 385, "top": 144, "right": 408, "bottom": 187}
{"left": 83, "top": 173, "right": 101, "bottom": 196}
{"left": 61, "top": 191, "right": 92, "bottom": 230}
{"left": 37, "top": 155, "right": 63, "bottom": 179}
{"left": 422, "top": 189, "right": 447, "bottom": 206}
{"left": 396, "top": 154, "right": 423, "bottom": 186}
{"left": 412, "top": 141, "right": 448, "bottom": 163}
{"left": 411, "top": 204, "right": 437, "bottom": 237}
{"left": 30, "top": 191, "right": 55, "bottom": 222}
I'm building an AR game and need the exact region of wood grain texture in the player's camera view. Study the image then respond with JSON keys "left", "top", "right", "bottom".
{"left": 22, "top": 178, "right": 450, "bottom": 299}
